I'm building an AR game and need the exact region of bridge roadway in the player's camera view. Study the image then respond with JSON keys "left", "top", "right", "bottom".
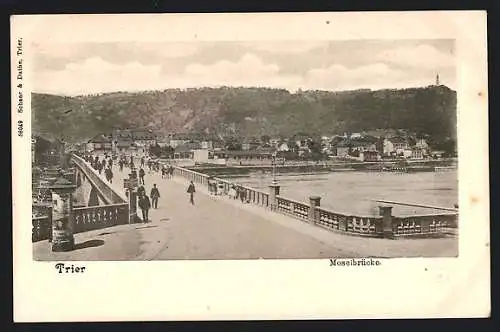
{"left": 109, "top": 163, "right": 363, "bottom": 259}
{"left": 33, "top": 158, "right": 458, "bottom": 260}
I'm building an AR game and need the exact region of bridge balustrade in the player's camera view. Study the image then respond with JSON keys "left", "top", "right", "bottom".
{"left": 391, "top": 214, "right": 455, "bottom": 237}
{"left": 70, "top": 154, "right": 128, "bottom": 204}
{"left": 74, "top": 203, "right": 129, "bottom": 233}
{"left": 165, "top": 161, "right": 457, "bottom": 239}
{"left": 31, "top": 154, "right": 131, "bottom": 242}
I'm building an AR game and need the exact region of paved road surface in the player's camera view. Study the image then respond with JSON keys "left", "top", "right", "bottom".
{"left": 113, "top": 160, "right": 457, "bottom": 260}
{"left": 110, "top": 162, "right": 360, "bottom": 259}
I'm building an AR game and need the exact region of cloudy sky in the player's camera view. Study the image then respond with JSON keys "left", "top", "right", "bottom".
{"left": 32, "top": 39, "right": 455, "bottom": 95}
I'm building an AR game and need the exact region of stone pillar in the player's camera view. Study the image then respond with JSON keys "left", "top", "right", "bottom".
{"left": 127, "top": 173, "right": 138, "bottom": 224}
{"left": 308, "top": 196, "right": 321, "bottom": 223}
{"left": 49, "top": 176, "right": 77, "bottom": 252}
{"left": 379, "top": 205, "right": 394, "bottom": 239}
{"left": 269, "top": 184, "right": 280, "bottom": 211}
{"left": 129, "top": 190, "right": 137, "bottom": 223}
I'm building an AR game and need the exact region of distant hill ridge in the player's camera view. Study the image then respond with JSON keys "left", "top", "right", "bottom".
{"left": 31, "top": 85, "right": 457, "bottom": 143}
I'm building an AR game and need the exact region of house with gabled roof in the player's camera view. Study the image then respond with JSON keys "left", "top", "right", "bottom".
{"left": 88, "top": 133, "right": 112, "bottom": 152}
{"left": 383, "top": 136, "right": 409, "bottom": 156}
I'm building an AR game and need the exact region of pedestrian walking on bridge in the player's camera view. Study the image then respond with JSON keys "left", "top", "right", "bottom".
{"left": 137, "top": 185, "right": 146, "bottom": 197}
{"left": 98, "top": 161, "right": 104, "bottom": 175}
{"left": 105, "top": 166, "right": 113, "bottom": 183}
{"left": 139, "top": 168, "right": 145, "bottom": 185}
{"left": 138, "top": 194, "right": 151, "bottom": 223}
{"left": 150, "top": 184, "right": 160, "bottom": 209}
{"left": 187, "top": 181, "right": 196, "bottom": 205}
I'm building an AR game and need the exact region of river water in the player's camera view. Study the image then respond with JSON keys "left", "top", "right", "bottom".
{"left": 226, "top": 170, "right": 458, "bottom": 217}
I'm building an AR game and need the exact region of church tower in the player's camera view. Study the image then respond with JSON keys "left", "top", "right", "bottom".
{"left": 435, "top": 73, "right": 440, "bottom": 86}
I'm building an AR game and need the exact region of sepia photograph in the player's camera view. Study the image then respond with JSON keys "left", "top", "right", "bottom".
{"left": 12, "top": 12, "right": 489, "bottom": 321}
{"left": 30, "top": 39, "right": 459, "bottom": 260}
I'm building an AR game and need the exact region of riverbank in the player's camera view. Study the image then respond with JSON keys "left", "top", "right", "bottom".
{"left": 188, "top": 158, "right": 457, "bottom": 177}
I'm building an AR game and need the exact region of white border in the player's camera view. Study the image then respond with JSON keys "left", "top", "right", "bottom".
{"left": 12, "top": 11, "right": 490, "bottom": 321}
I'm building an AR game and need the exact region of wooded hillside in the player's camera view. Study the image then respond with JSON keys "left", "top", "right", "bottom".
{"left": 31, "top": 85, "right": 457, "bottom": 143}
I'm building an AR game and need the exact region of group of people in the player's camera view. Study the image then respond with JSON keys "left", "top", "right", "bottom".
{"left": 136, "top": 183, "right": 161, "bottom": 223}
{"left": 207, "top": 177, "right": 250, "bottom": 203}
{"left": 84, "top": 154, "right": 115, "bottom": 184}
{"left": 83, "top": 151, "right": 198, "bottom": 224}
{"left": 228, "top": 184, "right": 249, "bottom": 203}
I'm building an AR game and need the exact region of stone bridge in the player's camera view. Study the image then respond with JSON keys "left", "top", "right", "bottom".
{"left": 71, "top": 154, "right": 128, "bottom": 207}
{"left": 32, "top": 152, "right": 458, "bottom": 258}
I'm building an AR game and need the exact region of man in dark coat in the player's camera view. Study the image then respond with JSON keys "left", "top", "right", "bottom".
{"left": 150, "top": 184, "right": 160, "bottom": 209}
{"left": 137, "top": 185, "right": 146, "bottom": 197}
{"left": 105, "top": 167, "right": 113, "bottom": 183}
{"left": 187, "top": 181, "right": 196, "bottom": 205}
{"left": 138, "top": 194, "right": 151, "bottom": 223}
{"left": 139, "top": 168, "right": 145, "bottom": 185}
{"left": 239, "top": 186, "right": 246, "bottom": 203}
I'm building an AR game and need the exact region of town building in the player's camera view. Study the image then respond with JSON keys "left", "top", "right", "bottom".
{"left": 277, "top": 142, "right": 290, "bottom": 152}
{"left": 116, "top": 140, "right": 138, "bottom": 155}
{"left": 269, "top": 137, "right": 281, "bottom": 147}
{"left": 225, "top": 150, "right": 275, "bottom": 166}
{"left": 359, "top": 150, "right": 381, "bottom": 162}
{"left": 132, "top": 130, "right": 156, "bottom": 150}
{"left": 156, "top": 136, "right": 171, "bottom": 148}
{"left": 350, "top": 133, "right": 362, "bottom": 139}
{"left": 172, "top": 142, "right": 201, "bottom": 159}
{"left": 241, "top": 137, "right": 260, "bottom": 151}
{"left": 351, "top": 138, "right": 377, "bottom": 153}
{"left": 411, "top": 147, "right": 425, "bottom": 160}
{"left": 88, "top": 134, "right": 112, "bottom": 153}
{"left": 335, "top": 141, "right": 350, "bottom": 157}
{"left": 168, "top": 133, "right": 193, "bottom": 148}
{"left": 383, "top": 137, "right": 409, "bottom": 156}
{"left": 31, "top": 136, "right": 37, "bottom": 164}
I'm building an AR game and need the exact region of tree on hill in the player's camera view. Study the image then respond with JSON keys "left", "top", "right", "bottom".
{"left": 31, "top": 85, "right": 457, "bottom": 142}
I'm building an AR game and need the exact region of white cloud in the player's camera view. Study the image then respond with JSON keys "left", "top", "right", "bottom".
{"left": 305, "top": 63, "right": 406, "bottom": 90}
{"left": 142, "top": 43, "right": 200, "bottom": 58}
{"left": 185, "top": 53, "right": 280, "bottom": 80}
{"left": 33, "top": 56, "right": 163, "bottom": 95}
{"left": 241, "top": 41, "right": 327, "bottom": 54}
{"left": 375, "top": 44, "right": 454, "bottom": 69}
{"left": 33, "top": 50, "right": 455, "bottom": 95}
{"left": 32, "top": 42, "right": 84, "bottom": 59}
{"left": 176, "top": 54, "right": 301, "bottom": 90}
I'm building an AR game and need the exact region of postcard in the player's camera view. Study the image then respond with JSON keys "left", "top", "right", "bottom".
{"left": 12, "top": 11, "right": 490, "bottom": 321}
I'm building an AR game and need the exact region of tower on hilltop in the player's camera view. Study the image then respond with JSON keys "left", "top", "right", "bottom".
{"left": 435, "top": 73, "right": 440, "bottom": 86}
